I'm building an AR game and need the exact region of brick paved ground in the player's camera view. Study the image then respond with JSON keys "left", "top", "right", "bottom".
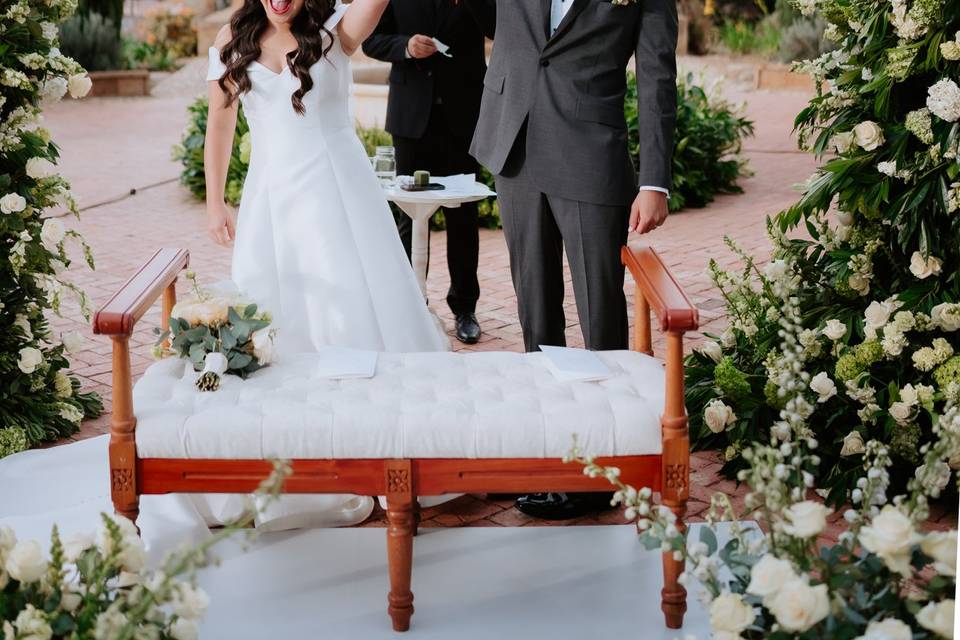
{"left": 37, "top": 67, "right": 957, "bottom": 540}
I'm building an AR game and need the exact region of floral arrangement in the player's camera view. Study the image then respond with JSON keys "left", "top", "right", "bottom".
{"left": 125, "top": 4, "right": 198, "bottom": 71}
{"left": 568, "top": 268, "right": 959, "bottom": 637}
{"left": 156, "top": 272, "right": 274, "bottom": 392}
{"left": 0, "top": 460, "right": 291, "bottom": 640}
{"left": 685, "top": 0, "right": 960, "bottom": 502}
{"left": 0, "top": 0, "right": 102, "bottom": 458}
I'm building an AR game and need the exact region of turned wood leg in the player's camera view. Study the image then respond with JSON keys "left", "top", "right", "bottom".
{"left": 385, "top": 460, "right": 415, "bottom": 632}
{"left": 109, "top": 336, "right": 140, "bottom": 533}
{"left": 660, "top": 332, "right": 689, "bottom": 629}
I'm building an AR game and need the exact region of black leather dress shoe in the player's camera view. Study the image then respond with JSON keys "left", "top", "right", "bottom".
{"left": 455, "top": 313, "right": 481, "bottom": 344}
{"left": 514, "top": 492, "right": 614, "bottom": 521}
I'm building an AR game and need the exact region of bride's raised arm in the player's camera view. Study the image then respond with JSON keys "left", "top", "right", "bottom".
{"left": 334, "top": 0, "right": 390, "bottom": 56}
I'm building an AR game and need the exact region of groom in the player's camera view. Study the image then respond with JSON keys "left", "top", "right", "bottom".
{"left": 470, "top": 0, "right": 678, "bottom": 519}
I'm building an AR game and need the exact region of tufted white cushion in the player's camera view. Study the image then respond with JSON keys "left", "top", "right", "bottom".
{"left": 134, "top": 351, "right": 666, "bottom": 460}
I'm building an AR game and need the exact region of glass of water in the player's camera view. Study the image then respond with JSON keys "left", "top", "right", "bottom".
{"left": 373, "top": 146, "right": 396, "bottom": 187}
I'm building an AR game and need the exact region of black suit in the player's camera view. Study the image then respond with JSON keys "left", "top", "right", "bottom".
{"left": 363, "top": 0, "right": 495, "bottom": 316}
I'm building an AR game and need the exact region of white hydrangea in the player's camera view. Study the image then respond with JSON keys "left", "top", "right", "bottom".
{"left": 927, "top": 78, "right": 960, "bottom": 122}
{"left": 877, "top": 161, "right": 897, "bottom": 176}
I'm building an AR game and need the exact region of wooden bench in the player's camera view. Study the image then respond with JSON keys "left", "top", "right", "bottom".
{"left": 92, "top": 243, "right": 699, "bottom": 632}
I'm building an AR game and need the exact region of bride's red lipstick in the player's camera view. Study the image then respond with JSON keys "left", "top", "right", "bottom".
{"left": 269, "top": 0, "right": 291, "bottom": 15}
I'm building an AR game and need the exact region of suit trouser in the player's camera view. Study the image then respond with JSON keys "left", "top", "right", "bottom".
{"left": 392, "top": 106, "right": 481, "bottom": 316}
{"left": 494, "top": 132, "right": 629, "bottom": 352}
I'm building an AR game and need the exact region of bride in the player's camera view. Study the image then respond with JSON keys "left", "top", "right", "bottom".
{"left": 204, "top": 0, "right": 449, "bottom": 355}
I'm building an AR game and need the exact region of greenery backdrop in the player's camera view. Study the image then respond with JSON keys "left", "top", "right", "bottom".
{"left": 176, "top": 74, "right": 754, "bottom": 225}
{"left": 685, "top": 0, "right": 960, "bottom": 503}
{"left": 0, "top": 0, "right": 102, "bottom": 458}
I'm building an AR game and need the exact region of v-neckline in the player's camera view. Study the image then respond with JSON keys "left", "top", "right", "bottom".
{"left": 252, "top": 59, "right": 290, "bottom": 76}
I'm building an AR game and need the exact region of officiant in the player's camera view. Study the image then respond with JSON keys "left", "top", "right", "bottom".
{"left": 362, "top": 0, "right": 494, "bottom": 345}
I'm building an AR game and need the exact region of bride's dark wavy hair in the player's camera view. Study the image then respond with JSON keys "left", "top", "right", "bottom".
{"left": 218, "top": 0, "right": 335, "bottom": 115}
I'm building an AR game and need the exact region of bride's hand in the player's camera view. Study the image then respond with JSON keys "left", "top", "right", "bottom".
{"left": 207, "top": 204, "right": 236, "bottom": 247}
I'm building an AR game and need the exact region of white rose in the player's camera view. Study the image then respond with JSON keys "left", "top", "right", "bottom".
{"left": 854, "top": 121, "right": 885, "bottom": 151}
{"left": 62, "top": 532, "right": 94, "bottom": 563}
{"left": 766, "top": 578, "right": 830, "bottom": 633}
{"left": 698, "top": 340, "right": 723, "bottom": 363}
{"left": 252, "top": 329, "right": 274, "bottom": 365}
{"left": 831, "top": 131, "right": 855, "bottom": 154}
{"left": 709, "top": 591, "right": 755, "bottom": 634}
{"left": 67, "top": 73, "right": 92, "bottom": 99}
{"left": 931, "top": 303, "right": 960, "bottom": 331}
{"left": 746, "top": 554, "right": 796, "bottom": 600}
{"left": 822, "top": 319, "right": 846, "bottom": 341}
{"left": 13, "top": 604, "right": 52, "bottom": 640}
{"left": 5, "top": 540, "right": 46, "bottom": 583}
{"left": 889, "top": 401, "right": 915, "bottom": 425}
{"left": 921, "top": 531, "right": 957, "bottom": 577}
{"left": 864, "top": 300, "right": 894, "bottom": 335}
{"left": 0, "top": 526, "right": 16, "bottom": 556}
{"left": 910, "top": 251, "right": 943, "bottom": 279}
{"left": 781, "top": 501, "right": 831, "bottom": 538}
{"left": 860, "top": 506, "right": 919, "bottom": 576}
{"left": 855, "top": 618, "right": 913, "bottom": 640}
{"left": 17, "top": 347, "right": 44, "bottom": 374}
{"left": 915, "top": 599, "right": 955, "bottom": 639}
{"left": 840, "top": 431, "right": 866, "bottom": 456}
{"left": 809, "top": 372, "right": 837, "bottom": 403}
{"left": 704, "top": 399, "right": 737, "bottom": 434}
{"left": 171, "top": 583, "right": 210, "bottom": 620}
{"left": 60, "top": 586, "right": 83, "bottom": 613}
{"left": 916, "top": 461, "right": 951, "bottom": 496}
{"left": 39, "top": 218, "right": 65, "bottom": 252}
{"left": 25, "top": 157, "right": 56, "bottom": 180}
{"left": 0, "top": 193, "right": 26, "bottom": 214}
{"left": 169, "top": 619, "right": 198, "bottom": 640}
{"left": 61, "top": 331, "right": 85, "bottom": 354}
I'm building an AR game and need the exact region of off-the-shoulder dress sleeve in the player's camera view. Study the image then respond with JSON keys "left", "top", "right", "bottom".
{"left": 323, "top": 1, "right": 348, "bottom": 32}
{"left": 206, "top": 47, "right": 226, "bottom": 82}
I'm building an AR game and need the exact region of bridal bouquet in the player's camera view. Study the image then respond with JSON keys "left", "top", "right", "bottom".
{"left": 155, "top": 272, "right": 275, "bottom": 392}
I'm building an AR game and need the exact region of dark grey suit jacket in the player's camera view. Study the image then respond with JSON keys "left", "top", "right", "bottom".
{"left": 469, "top": 0, "right": 678, "bottom": 206}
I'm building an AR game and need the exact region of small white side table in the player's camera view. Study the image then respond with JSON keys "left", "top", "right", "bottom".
{"left": 385, "top": 175, "right": 496, "bottom": 298}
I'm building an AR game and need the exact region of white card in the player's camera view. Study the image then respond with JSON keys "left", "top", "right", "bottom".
{"left": 539, "top": 345, "right": 612, "bottom": 383}
{"left": 431, "top": 37, "right": 453, "bottom": 57}
{"left": 315, "top": 347, "right": 378, "bottom": 380}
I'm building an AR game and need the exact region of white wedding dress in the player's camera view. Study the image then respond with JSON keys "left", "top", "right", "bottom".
{"left": 207, "top": 4, "right": 448, "bottom": 355}
{"left": 0, "top": 5, "right": 451, "bottom": 547}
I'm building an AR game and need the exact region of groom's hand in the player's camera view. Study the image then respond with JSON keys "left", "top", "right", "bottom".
{"left": 629, "top": 190, "right": 668, "bottom": 234}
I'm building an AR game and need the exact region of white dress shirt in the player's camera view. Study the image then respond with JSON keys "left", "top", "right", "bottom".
{"left": 549, "top": 0, "right": 670, "bottom": 197}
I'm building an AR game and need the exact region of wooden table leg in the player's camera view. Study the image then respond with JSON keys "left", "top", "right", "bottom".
{"left": 385, "top": 460, "right": 415, "bottom": 632}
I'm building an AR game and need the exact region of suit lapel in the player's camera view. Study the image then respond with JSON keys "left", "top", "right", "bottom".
{"left": 546, "top": 0, "right": 590, "bottom": 46}
{"left": 539, "top": 0, "right": 552, "bottom": 41}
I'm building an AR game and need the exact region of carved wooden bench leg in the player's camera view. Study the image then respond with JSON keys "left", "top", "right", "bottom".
{"left": 660, "top": 331, "right": 688, "bottom": 629}
{"left": 385, "top": 460, "right": 415, "bottom": 632}
{"left": 109, "top": 336, "right": 140, "bottom": 532}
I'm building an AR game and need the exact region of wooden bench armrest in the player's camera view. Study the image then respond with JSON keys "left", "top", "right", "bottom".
{"left": 92, "top": 248, "right": 190, "bottom": 336}
{"left": 622, "top": 242, "right": 699, "bottom": 334}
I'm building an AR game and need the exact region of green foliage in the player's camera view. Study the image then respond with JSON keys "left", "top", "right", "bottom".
{"left": 173, "top": 95, "right": 250, "bottom": 207}
{"left": 1, "top": 0, "right": 103, "bottom": 455}
{"left": 776, "top": 16, "right": 836, "bottom": 63}
{"left": 716, "top": 18, "right": 782, "bottom": 56}
{"left": 159, "top": 305, "right": 271, "bottom": 379}
{"left": 77, "top": 0, "right": 124, "bottom": 34}
{"left": 124, "top": 5, "right": 199, "bottom": 71}
{"left": 684, "top": 0, "right": 960, "bottom": 503}
{"left": 58, "top": 12, "right": 121, "bottom": 72}
{"left": 627, "top": 71, "right": 755, "bottom": 212}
